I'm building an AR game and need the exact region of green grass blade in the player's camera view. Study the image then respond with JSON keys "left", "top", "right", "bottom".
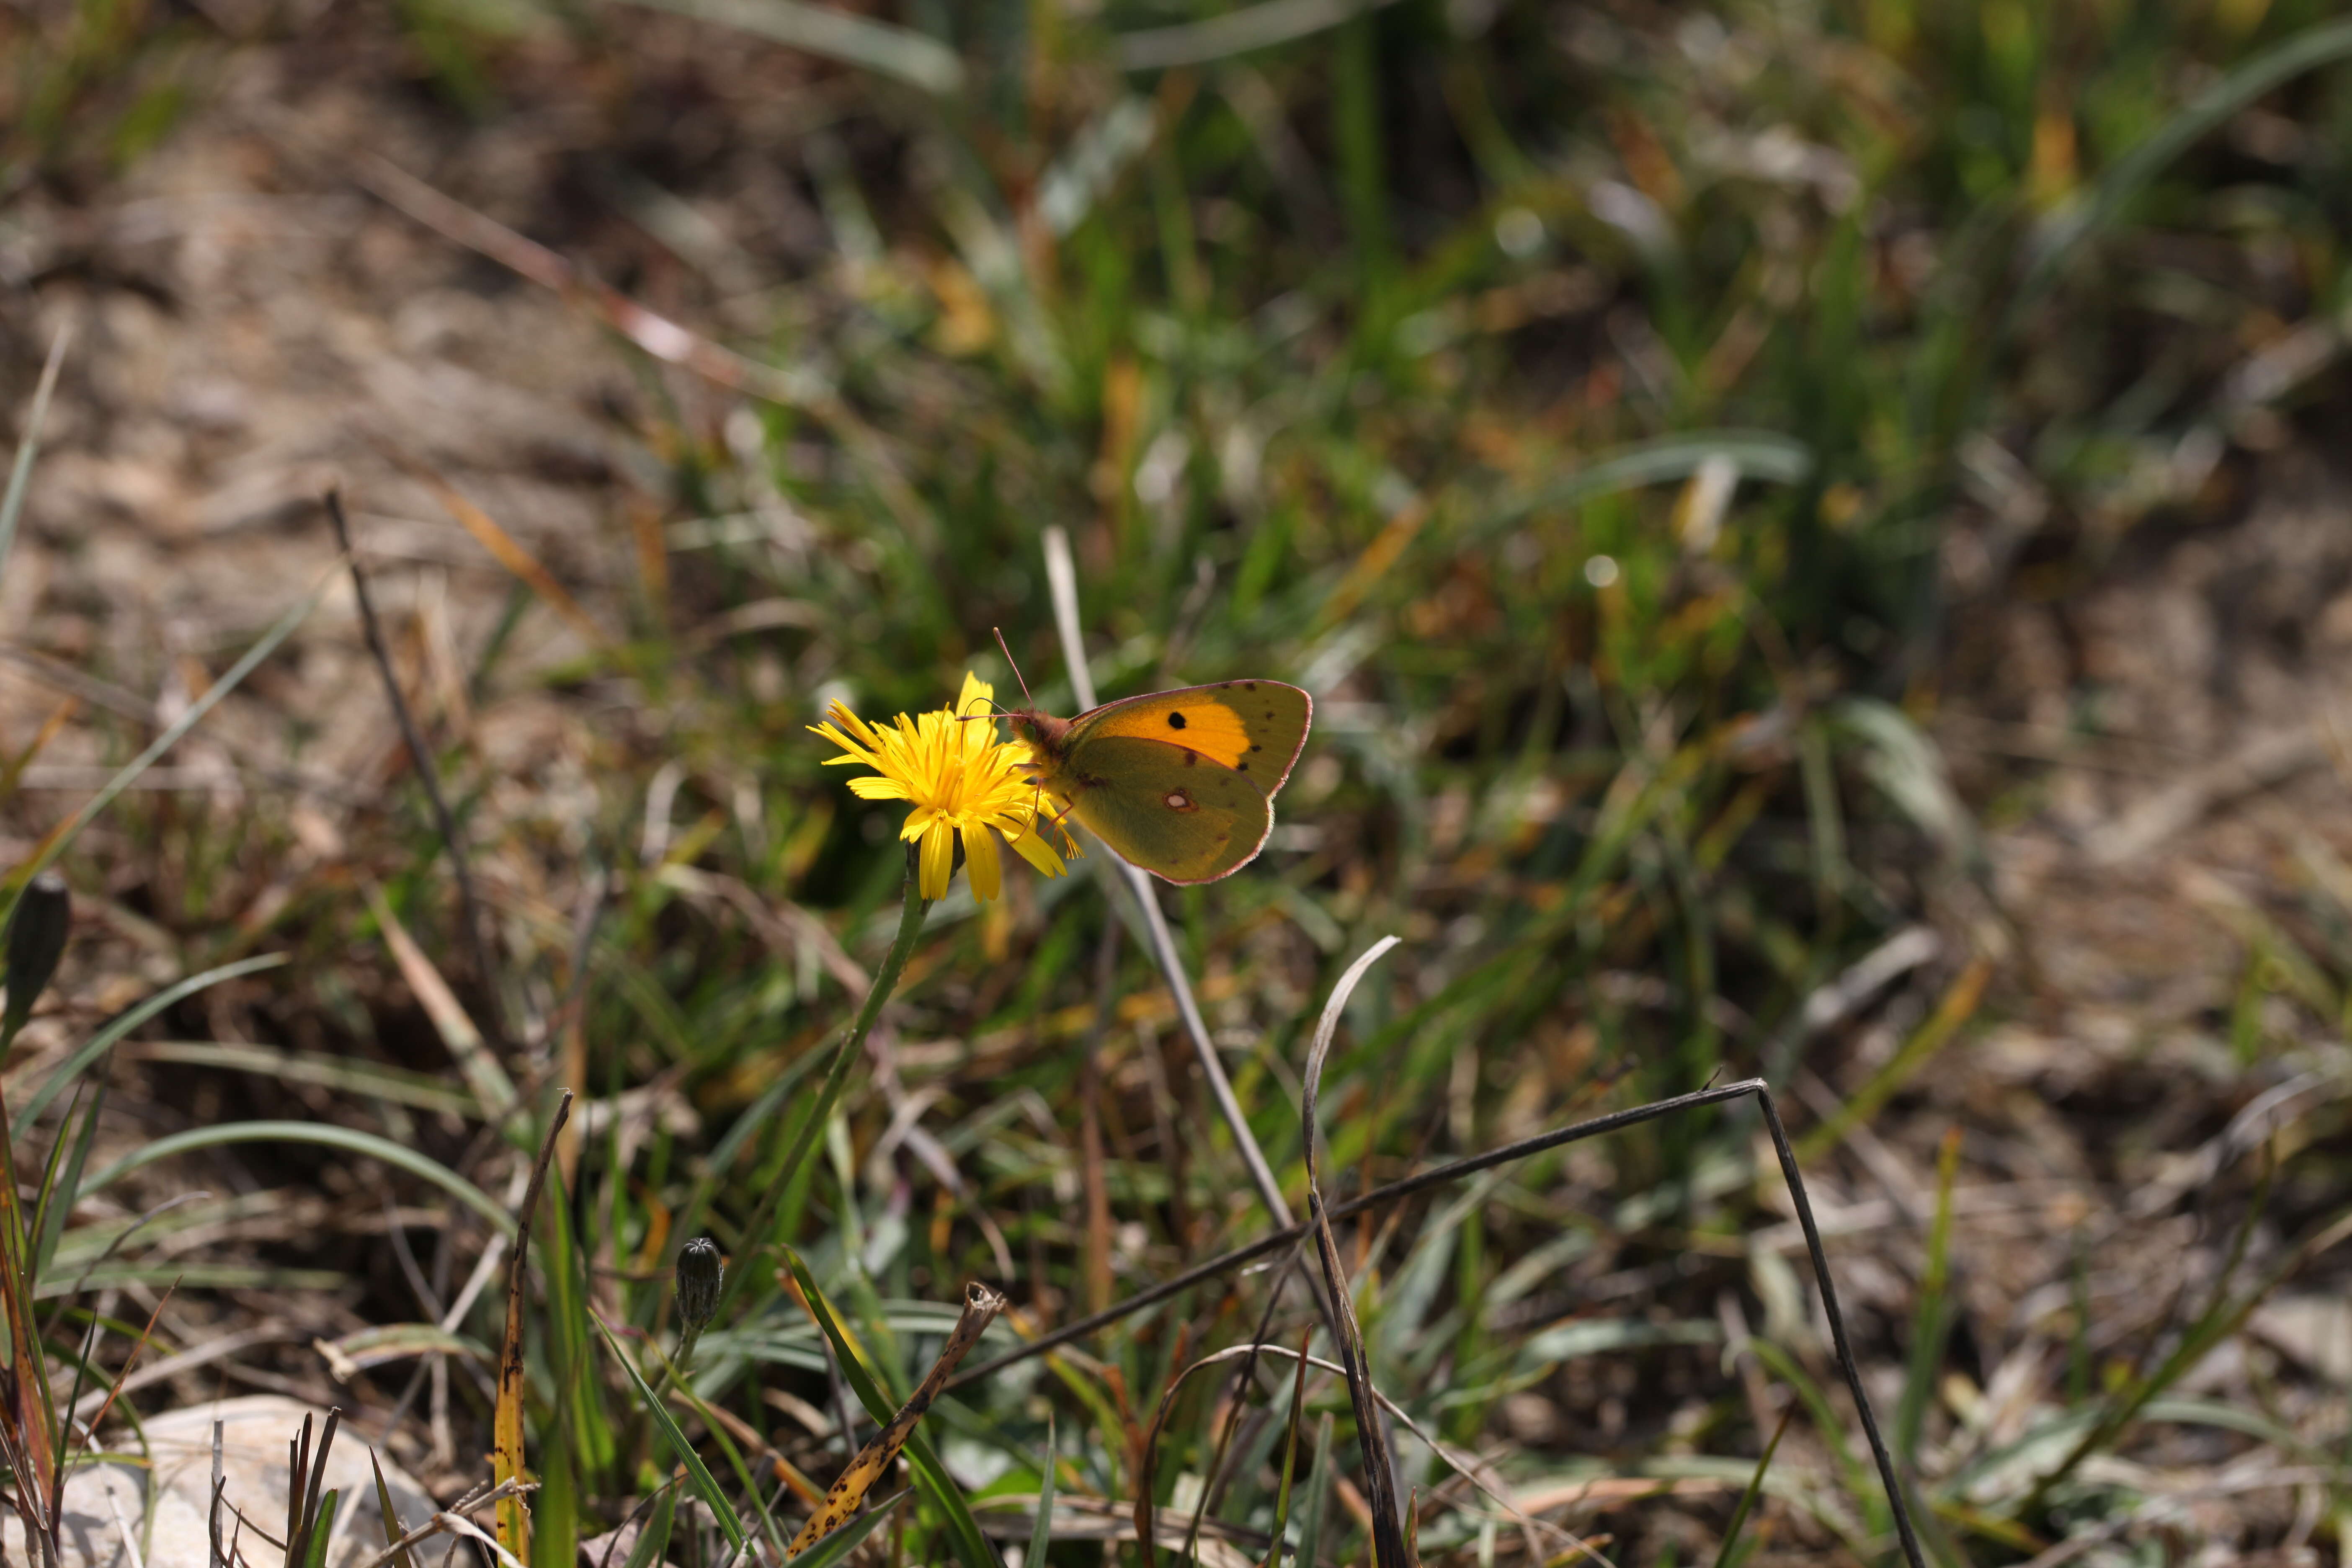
{"left": 0, "top": 325, "right": 68, "bottom": 592}
{"left": 658, "top": 1359, "right": 789, "bottom": 1566}
{"left": 11, "top": 566, "right": 337, "bottom": 893}
{"left": 1739, "top": 1336, "right": 1870, "bottom": 1523}
{"left": 1295, "top": 1413, "right": 1333, "bottom": 1568}
{"left": 789, "top": 1489, "right": 908, "bottom": 1568}
{"left": 671, "top": 1041, "right": 831, "bottom": 1249}
{"left": 1710, "top": 1406, "right": 1793, "bottom": 1568}
{"left": 617, "top": 1484, "right": 676, "bottom": 1568}
{"left": 370, "top": 1450, "right": 420, "bottom": 1568}
{"left": 1260, "top": 1337, "right": 1310, "bottom": 1568}
{"left": 2022, "top": 17, "right": 2352, "bottom": 302}
{"left": 1896, "top": 1130, "right": 1963, "bottom": 1461}
{"left": 781, "top": 1251, "right": 998, "bottom": 1568}
{"left": 28, "top": 1077, "right": 83, "bottom": 1266}
{"left": 1114, "top": 0, "right": 1410, "bottom": 70}
{"left": 81, "top": 1122, "right": 514, "bottom": 1235}
{"left": 1794, "top": 962, "right": 1989, "bottom": 1162}
{"left": 123, "top": 1041, "right": 477, "bottom": 1117}
{"left": 37, "top": 1263, "right": 342, "bottom": 1298}
{"left": 298, "top": 1492, "right": 339, "bottom": 1568}
{"left": 1473, "top": 432, "right": 1814, "bottom": 539}
{"left": 15, "top": 955, "right": 291, "bottom": 1139}
{"left": 1025, "top": 1414, "right": 1054, "bottom": 1568}
{"left": 600, "top": 0, "right": 962, "bottom": 93}
{"left": 32, "top": 1074, "right": 104, "bottom": 1279}
{"left": 589, "top": 1308, "right": 750, "bottom": 1555}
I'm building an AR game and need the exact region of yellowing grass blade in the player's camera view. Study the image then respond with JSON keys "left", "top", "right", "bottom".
{"left": 362, "top": 881, "right": 517, "bottom": 1118}
{"left": 497, "top": 1092, "right": 575, "bottom": 1566}
{"left": 413, "top": 467, "right": 609, "bottom": 648}
{"left": 787, "top": 1281, "right": 1005, "bottom": 1558}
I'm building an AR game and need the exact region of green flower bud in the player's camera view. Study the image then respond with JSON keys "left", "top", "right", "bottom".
{"left": 675, "top": 1238, "right": 723, "bottom": 1330}
{"left": 3, "top": 873, "right": 70, "bottom": 1044}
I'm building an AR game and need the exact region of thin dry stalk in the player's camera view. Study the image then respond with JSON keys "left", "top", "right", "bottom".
{"left": 1077, "top": 920, "right": 1119, "bottom": 1318}
{"left": 1299, "top": 938, "right": 1410, "bottom": 1568}
{"left": 1036, "top": 526, "right": 1319, "bottom": 1304}
{"left": 325, "top": 490, "right": 502, "bottom": 1035}
{"left": 787, "top": 1280, "right": 1006, "bottom": 1558}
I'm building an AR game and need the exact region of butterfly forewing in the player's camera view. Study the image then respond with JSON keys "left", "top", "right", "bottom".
{"left": 1068, "top": 681, "right": 1311, "bottom": 790}
{"left": 1026, "top": 678, "right": 1311, "bottom": 885}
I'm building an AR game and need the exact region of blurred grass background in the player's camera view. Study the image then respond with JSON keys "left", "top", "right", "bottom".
{"left": 7, "top": 0, "right": 2352, "bottom": 1563}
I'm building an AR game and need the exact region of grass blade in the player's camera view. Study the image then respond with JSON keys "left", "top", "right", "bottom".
{"left": 1296, "top": 1413, "right": 1333, "bottom": 1568}
{"left": 1261, "top": 1331, "right": 1311, "bottom": 1568}
{"left": 1114, "top": 0, "right": 1409, "bottom": 71}
{"left": 1472, "top": 431, "right": 1815, "bottom": 539}
{"left": 122, "top": 1042, "right": 476, "bottom": 1117}
{"left": 15, "top": 955, "right": 291, "bottom": 1139}
{"left": 603, "top": 0, "right": 962, "bottom": 93}
{"left": 1710, "top": 1406, "right": 1793, "bottom": 1568}
{"left": 616, "top": 1483, "right": 676, "bottom": 1568}
{"left": 1038, "top": 526, "right": 1307, "bottom": 1266}
{"left": 370, "top": 1449, "right": 420, "bottom": 1568}
{"left": 780, "top": 1252, "right": 998, "bottom": 1568}
{"left": 8, "top": 562, "right": 337, "bottom": 896}
{"left": 788, "top": 1278, "right": 1004, "bottom": 1556}
{"left": 1896, "top": 1129, "right": 1964, "bottom": 1461}
{"left": 497, "top": 1093, "right": 575, "bottom": 1565}
{"left": 0, "top": 324, "right": 69, "bottom": 592}
{"left": 364, "top": 883, "right": 516, "bottom": 1121}
{"left": 2022, "top": 17, "right": 2352, "bottom": 302}
{"left": 285, "top": 1419, "right": 309, "bottom": 1568}
{"left": 1793, "top": 960, "right": 1989, "bottom": 1162}
{"left": 327, "top": 489, "right": 500, "bottom": 1037}
{"left": 28, "top": 1077, "right": 97, "bottom": 1282}
{"left": 1026, "top": 1414, "right": 1055, "bottom": 1568}
{"left": 1299, "top": 938, "right": 1408, "bottom": 1568}
{"left": 789, "top": 1490, "right": 907, "bottom": 1568}
{"left": 81, "top": 1122, "right": 514, "bottom": 1235}
{"left": 589, "top": 1310, "right": 749, "bottom": 1556}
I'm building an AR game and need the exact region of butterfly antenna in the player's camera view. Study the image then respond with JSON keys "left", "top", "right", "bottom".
{"left": 992, "top": 627, "right": 1037, "bottom": 710}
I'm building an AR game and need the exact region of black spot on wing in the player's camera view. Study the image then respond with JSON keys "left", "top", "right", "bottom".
{"left": 1168, "top": 711, "right": 1187, "bottom": 729}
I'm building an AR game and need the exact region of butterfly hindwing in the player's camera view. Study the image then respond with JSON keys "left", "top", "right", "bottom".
{"left": 1017, "top": 679, "right": 1311, "bottom": 884}
{"left": 1061, "top": 735, "right": 1274, "bottom": 885}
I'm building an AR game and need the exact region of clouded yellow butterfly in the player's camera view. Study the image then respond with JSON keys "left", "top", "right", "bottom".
{"left": 996, "top": 634, "right": 1312, "bottom": 885}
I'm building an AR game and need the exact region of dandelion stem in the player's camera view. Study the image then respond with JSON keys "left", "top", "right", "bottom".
{"left": 710, "top": 846, "right": 929, "bottom": 1324}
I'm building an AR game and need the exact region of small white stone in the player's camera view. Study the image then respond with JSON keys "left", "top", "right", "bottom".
{"left": 6, "top": 1397, "right": 438, "bottom": 1568}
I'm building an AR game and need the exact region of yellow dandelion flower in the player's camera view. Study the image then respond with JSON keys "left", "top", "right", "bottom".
{"left": 810, "top": 672, "right": 1072, "bottom": 902}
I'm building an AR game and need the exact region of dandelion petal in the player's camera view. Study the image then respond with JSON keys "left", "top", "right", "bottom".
{"left": 1006, "top": 821, "right": 1065, "bottom": 878}
{"left": 964, "top": 823, "right": 1002, "bottom": 902}
{"left": 920, "top": 818, "right": 955, "bottom": 900}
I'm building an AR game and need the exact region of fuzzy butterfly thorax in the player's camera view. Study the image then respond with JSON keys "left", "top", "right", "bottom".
{"left": 1006, "top": 707, "right": 1072, "bottom": 758}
